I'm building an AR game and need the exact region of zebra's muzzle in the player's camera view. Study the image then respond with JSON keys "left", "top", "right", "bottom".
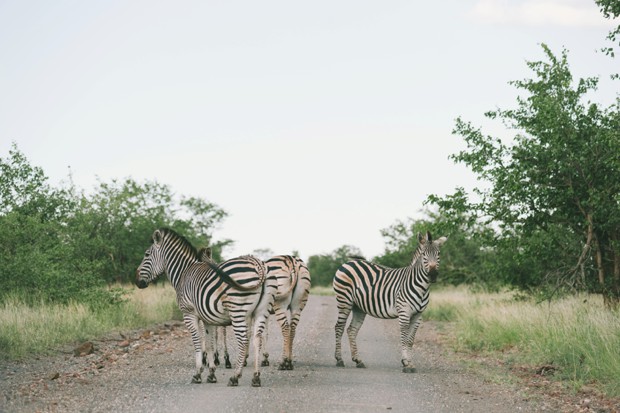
{"left": 136, "top": 279, "right": 149, "bottom": 289}
{"left": 428, "top": 269, "right": 438, "bottom": 283}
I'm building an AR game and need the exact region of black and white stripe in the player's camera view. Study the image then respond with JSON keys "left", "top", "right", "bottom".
{"left": 262, "top": 255, "right": 312, "bottom": 370}
{"left": 135, "top": 228, "right": 277, "bottom": 387}
{"left": 333, "top": 231, "right": 446, "bottom": 372}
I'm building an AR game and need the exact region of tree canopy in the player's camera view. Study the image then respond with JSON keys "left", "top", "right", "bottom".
{"left": 0, "top": 143, "right": 230, "bottom": 305}
{"left": 425, "top": 44, "right": 619, "bottom": 304}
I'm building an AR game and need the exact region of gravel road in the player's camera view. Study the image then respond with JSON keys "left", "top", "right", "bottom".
{"left": 1, "top": 295, "right": 554, "bottom": 413}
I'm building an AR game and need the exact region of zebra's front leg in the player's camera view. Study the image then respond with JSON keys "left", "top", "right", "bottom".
{"left": 399, "top": 313, "right": 422, "bottom": 373}
{"left": 204, "top": 324, "right": 218, "bottom": 383}
{"left": 217, "top": 326, "right": 232, "bottom": 369}
{"left": 347, "top": 308, "right": 367, "bottom": 368}
{"left": 183, "top": 314, "right": 205, "bottom": 384}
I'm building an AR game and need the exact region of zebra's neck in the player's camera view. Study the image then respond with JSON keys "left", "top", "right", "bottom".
{"left": 162, "top": 240, "right": 196, "bottom": 289}
{"left": 406, "top": 248, "right": 431, "bottom": 294}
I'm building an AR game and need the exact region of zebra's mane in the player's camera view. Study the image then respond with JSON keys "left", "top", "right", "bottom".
{"left": 410, "top": 243, "right": 424, "bottom": 266}
{"left": 158, "top": 227, "right": 200, "bottom": 259}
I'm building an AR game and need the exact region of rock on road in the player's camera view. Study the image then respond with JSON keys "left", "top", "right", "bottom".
{"left": 1, "top": 295, "right": 542, "bottom": 413}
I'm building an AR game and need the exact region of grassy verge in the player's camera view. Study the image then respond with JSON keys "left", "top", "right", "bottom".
{"left": 310, "top": 285, "right": 334, "bottom": 296}
{"left": 426, "top": 287, "right": 620, "bottom": 398}
{"left": 0, "top": 284, "right": 332, "bottom": 361}
{"left": 0, "top": 284, "right": 179, "bottom": 360}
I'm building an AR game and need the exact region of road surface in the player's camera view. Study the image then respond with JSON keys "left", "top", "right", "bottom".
{"left": 1, "top": 295, "right": 543, "bottom": 412}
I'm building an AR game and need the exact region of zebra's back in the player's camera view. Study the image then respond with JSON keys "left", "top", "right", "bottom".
{"left": 333, "top": 259, "right": 404, "bottom": 319}
{"left": 179, "top": 256, "right": 270, "bottom": 325}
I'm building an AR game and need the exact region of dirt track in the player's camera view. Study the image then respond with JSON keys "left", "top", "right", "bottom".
{"left": 1, "top": 295, "right": 565, "bottom": 412}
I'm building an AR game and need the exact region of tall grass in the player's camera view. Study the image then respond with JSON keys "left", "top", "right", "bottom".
{"left": 426, "top": 287, "right": 620, "bottom": 397}
{"left": 0, "top": 284, "right": 178, "bottom": 360}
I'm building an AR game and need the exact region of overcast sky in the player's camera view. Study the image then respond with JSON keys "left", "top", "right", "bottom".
{"left": 1, "top": 0, "right": 618, "bottom": 261}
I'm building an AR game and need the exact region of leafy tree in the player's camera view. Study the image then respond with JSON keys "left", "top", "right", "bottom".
{"left": 0, "top": 144, "right": 111, "bottom": 305}
{"left": 376, "top": 208, "right": 494, "bottom": 287}
{"left": 429, "top": 45, "right": 620, "bottom": 305}
{"left": 69, "top": 177, "right": 229, "bottom": 284}
{"left": 307, "top": 245, "right": 363, "bottom": 286}
{"left": 0, "top": 144, "right": 230, "bottom": 303}
{"left": 596, "top": 0, "right": 620, "bottom": 56}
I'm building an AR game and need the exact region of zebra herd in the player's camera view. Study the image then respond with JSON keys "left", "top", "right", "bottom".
{"left": 135, "top": 228, "right": 447, "bottom": 387}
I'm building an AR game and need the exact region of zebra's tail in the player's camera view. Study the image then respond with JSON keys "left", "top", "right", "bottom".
{"left": 203, "top": 261, "right": 260, "bottom": 291}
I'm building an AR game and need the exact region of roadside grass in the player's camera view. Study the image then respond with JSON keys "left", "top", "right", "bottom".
{"left": 426, "top": 287, "right": 620, "bottom": 398}
{"left": 310, "top": 285, "right": 334, "bottom": 296}
{"left": 0, "top": 284, "right": 178, "bottom": 360}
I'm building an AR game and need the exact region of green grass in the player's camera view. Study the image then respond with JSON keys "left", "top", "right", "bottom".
{"left": 429, "top": 287, "right": 620, "bottom": 398}
{"left": 0, "top": 284, "right": 178, "bottom": 360}
{"left": 310, "top": 285, "right": 334, "bottom": 296}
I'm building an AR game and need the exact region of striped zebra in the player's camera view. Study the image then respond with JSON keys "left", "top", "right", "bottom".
{"left": 197, "top": 247, "right": 232, "bottom": 370}
{"left": 262, "top": 255, "right": 312, "bottom": 370}
{"left": 333, "top": 231, "right": 447, "bottom": 372}
{"left": 135, "top": 228, "right": 277, "bottom": 387}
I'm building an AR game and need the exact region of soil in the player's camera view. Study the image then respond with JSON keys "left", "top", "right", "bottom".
{"left": 1, "top": 295, "right": 618, "bottom": 413}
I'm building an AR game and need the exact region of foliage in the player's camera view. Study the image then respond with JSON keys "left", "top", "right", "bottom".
{"left": 375, "top": 209, "right": 496, "bottom": 287}
{"left": 424, "top": 45, "right": 620, "bottom": 304}
{"left": 596, "top": 0, "right": 620, "bottom": 57}
{"left": 0, "top": 143, "right": 229, "bottom": 305}
{"left": 307, "top": 245, "right": 363, "bottom": 286}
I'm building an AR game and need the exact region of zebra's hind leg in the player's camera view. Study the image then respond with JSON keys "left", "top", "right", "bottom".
{"left": 261, "top": 315, "right": 270, "bottom": 367}
{"left": 334, "top": 304, "right": 352, "bottom": 367}
{"left": 228, "top": 318, "right": 249, "bottom": 387}
{"left": 272, "top": 303, "right": 292, "bottom": 370}
{"left": 347, "top": 308, "right": 367, "bottom": 368}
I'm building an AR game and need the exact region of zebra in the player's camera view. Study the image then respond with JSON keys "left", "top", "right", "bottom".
{"left": 261, "top": 255, "right": 312, "bottom": 370}
{"left": 333, "top": 231, "right": 447, "bottom": 372}
{"left": 198, "top": 251, "right": 312, "bottom": 371}
{"left": 135, "top": 228, "right": 277, "bottom": 387}
{"left": 197, "top": 247, "right": 232, "bottom": 370}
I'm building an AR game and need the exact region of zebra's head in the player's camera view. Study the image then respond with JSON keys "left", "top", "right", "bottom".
{"left": 417, "top": 231, "right": 447, "bottom": 283}
{"left": 135, "top": 229, "right": 168, "bottom": 289}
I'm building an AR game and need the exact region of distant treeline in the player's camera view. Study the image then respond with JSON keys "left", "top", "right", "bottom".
{"left": 2, "top": 43, "right": 619, "bottom": 307}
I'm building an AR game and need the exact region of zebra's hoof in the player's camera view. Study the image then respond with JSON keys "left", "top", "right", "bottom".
{"left": 225, "top": 361, "right": 232, "bottom": 369}
{"left": 336, "top": 360, "right": 345, "bottom": 367}
{"left": 251, "top": 373, "right": 261, "bottom": 387}
{"left": 355, "top": 361, "right": 366, "bottom": 368}
{"left": 402, "top": 366, "right": 416, "bottom": 373}
{"left": 227, "top": 377, "right": 239, "bottom": 387}
{"left": 261, "top": 359, "right": 270, "bottom": 367}
{"left": 206, "top": 374, "right": 217, "bottom": 383}
{"left": 191, "top": 374, "right": 202, "bottom": 384}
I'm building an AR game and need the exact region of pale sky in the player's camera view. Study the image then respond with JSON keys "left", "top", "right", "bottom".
{"left": 1, "top": 0, "right": 618, "bottom": 261}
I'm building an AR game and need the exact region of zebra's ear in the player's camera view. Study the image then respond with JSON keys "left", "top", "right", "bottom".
{"left": 199, "top": 247, "right": 212, "bottom": 261}
{"left": 418, "top": 232, "right": 426, "bottom": 245}
{"left": 153, "top": 229, "right": 163, "bottom": 245}
{"left": 434, "top": 236, "right": 447, "bottom": 247}
{"left": 426, "top": 231, "right": 433, "bottom": 243}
